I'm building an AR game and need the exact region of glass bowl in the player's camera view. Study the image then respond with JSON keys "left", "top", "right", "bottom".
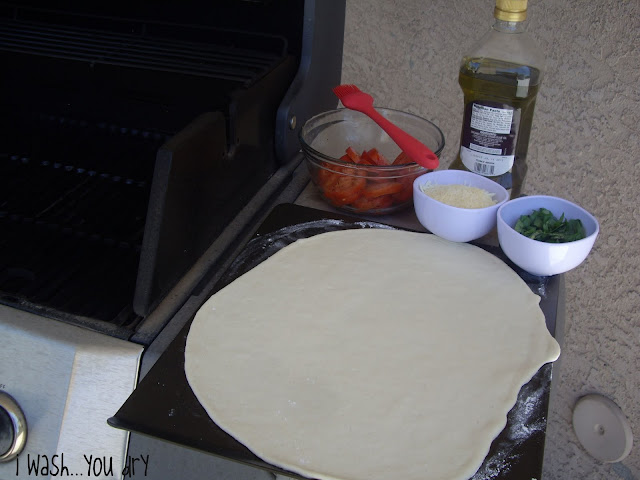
{"left": 299, "top": 108, "right": 445, "bottom": 215}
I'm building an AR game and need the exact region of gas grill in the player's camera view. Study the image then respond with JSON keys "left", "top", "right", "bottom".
{"left": 0, "top": 2, "right": 566, "bottom": 479}
{"left": 0, "top": 1, "right": 346, "bottom": 477}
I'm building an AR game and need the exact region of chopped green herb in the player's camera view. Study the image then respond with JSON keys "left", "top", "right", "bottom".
{"left": 514, "top": 208, "right": 586, "bottom": 243}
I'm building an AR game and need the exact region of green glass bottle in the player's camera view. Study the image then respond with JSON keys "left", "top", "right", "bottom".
{"left": 449, "top": 0, "right": 545, "bottom": 198}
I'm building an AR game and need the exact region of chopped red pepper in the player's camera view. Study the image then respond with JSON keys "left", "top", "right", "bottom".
{"left": 345, "top": 146, "right": 362, "bottom": 164}
{"left": 314, "top": 147, "right": 418, "bottom": 213}
{"left": 361, "top": 181, "right": 404, "bottom": 199}
{"left": 392, "top": 151, "right": 412, "bottom": 165}
{"left": 366, "top": 148, "right": 389, "bottom": 166}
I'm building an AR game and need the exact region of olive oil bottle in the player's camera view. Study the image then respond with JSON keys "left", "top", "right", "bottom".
{"left": 449, "top": 0, "right": 544, "bottom": 198}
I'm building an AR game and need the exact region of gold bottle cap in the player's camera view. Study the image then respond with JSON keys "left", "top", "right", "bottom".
{"left": 494, "top": 0, "right": 528, "bottom": 22}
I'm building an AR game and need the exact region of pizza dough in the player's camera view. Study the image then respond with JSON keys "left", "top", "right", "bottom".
{"left": 185, "top": 229, "right": 560, "bottom": 480}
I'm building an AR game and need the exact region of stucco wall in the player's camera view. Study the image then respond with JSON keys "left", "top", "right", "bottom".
{"left": 341, "top": 0, "right": 639, "bottom": 478}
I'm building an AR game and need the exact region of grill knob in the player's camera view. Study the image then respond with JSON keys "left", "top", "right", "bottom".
{"left": 0, "top": 392, "right": 27, "bottom": 463}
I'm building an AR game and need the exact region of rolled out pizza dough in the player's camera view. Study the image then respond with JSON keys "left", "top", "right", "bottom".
{"left": 185, "top": 229, "right": 560, "bottom": 480}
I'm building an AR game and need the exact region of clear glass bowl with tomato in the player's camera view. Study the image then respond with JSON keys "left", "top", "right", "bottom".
{"left": 299, "top": 108, "right": 445, "bottom": 215}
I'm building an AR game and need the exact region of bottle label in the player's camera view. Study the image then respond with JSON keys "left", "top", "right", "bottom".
{"left": 460, "top": 102, "right": 519, "bottom": 176}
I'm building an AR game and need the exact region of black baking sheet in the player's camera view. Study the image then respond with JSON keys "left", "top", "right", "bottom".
{"left": 109, "top": 202, "right": 562, "bottom": 480}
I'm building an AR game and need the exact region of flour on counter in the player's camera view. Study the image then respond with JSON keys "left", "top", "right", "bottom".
{"left": 471, "top": 364, "right": 552, "bottom": 479}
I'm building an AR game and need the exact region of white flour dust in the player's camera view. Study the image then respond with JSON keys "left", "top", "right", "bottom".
{"left": 470, "top": 366, "right": 551, "bottom": 479}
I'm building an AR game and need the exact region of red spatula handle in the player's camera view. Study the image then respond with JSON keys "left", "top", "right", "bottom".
{"left": 362, "top": 106, "right": 439, "bottom": 170}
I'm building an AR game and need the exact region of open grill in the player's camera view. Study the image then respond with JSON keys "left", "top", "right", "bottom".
{"left": 0, "top": 2, "right": 301, "bottom": 339}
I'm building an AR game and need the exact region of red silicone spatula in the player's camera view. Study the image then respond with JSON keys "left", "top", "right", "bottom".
{"left": 332, "top": 84, "right": 439, "bottom": 170}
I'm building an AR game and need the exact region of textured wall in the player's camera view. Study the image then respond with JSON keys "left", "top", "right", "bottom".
{"left": 341, "top": 0, "right": 639, "bottom": 478}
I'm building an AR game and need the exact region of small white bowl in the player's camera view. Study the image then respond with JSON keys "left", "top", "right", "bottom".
{"left": 497, "top": 195, "right": 599, "bottom": 276}
{"left": 412, "top": 170, "right": 509, "bottom": 242}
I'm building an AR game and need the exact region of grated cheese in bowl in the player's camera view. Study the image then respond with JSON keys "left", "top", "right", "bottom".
{"left": 413, "top": 170, "right": 508, "bottom": 242}
{"left": 420, "top": 182, "right": 497, "bottom": 209}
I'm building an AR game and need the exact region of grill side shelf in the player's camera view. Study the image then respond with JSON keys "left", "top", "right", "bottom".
{"left": 110, "top": 203, "right": 560, "bottom": 480}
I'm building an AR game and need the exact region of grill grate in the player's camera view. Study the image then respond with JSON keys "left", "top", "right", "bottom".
{"left": 0, "top": 18, "right": 284, "bottom": 84}
{"left": 0, "top": 113, "right": 166, "bottom": 332}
